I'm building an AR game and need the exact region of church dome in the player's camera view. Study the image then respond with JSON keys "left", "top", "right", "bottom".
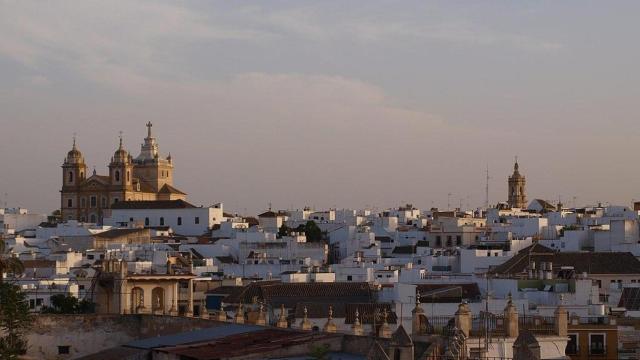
{"left": 65, "top": 139, "right": 85, "bottom": 164}
{"left": 111, "top": 136, "right": 130, "bottom": 164}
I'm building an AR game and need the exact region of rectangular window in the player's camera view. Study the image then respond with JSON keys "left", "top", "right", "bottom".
{"left": 347, "top": 275, "right": 353, "bottom": 281}
{"left": 436, "top": 236, "right": 442, "bottom": 247}
{"left": 67, "top": 199, "right": 73, "bottom": 208}
{"left": 58, "top": 346, "right": 70, "bottom": 355}
{"left": 177, "top": 217, "right": 182, "bottom": 226}
{"left": 195, "top": 216, "right": 200, "bottom": 224}
{"left": 566, "top": 334, "right": 578, "bottom": 355}
{"left": 589, "top": 334, "right": 605, "bottom": 355}
{"left": 456, "top": 235, "right": 462, "bottom": 246}
{"left": 90, "top": 196, "right": 97, "bottom": 208}
{"left": 101, "top": 197, "right": 106, "bottom": 208}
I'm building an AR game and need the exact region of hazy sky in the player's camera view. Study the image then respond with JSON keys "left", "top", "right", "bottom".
{"left": 1, "top": 1, "right": 639, "bottom": 215}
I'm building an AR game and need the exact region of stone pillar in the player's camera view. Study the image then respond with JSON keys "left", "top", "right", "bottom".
{"left": 185, "top": 279, "right": 194, "bottom": 317}
{"left": 323, "top": 305, "right": 337, "bottom": 333}
{"left": 555, "top": 301, "right": 568, "bottom": 337}
{"left": 300, "top": 306, "right": 312, "bottom": 331}
{"left": 412, "top": 290, "right": 426, "bottom": 337}
{"left": 455, "top": 301, "right": 472, "bottom": 337}
{"left": 235, "top": 303, "right": 245, "bottom": 324}
{"left": 255, "top": 303, "right": 267, "bottom": 326}
{"left": 352, "top": 308, "right": 364, "bottom": 336}
{"left": 504, "top": 292, "right": 519, "bottom": 338}
{"left": 169, "top": 284, "right": 178, "bottom": 316}
{"left": 378, "top": 308, "right": 392, "bottom": 338}
{"left": 200, "top": 298, "right": 209, "bottom": 319}
{"left": 277, "top": 304, "right": 289, "bottom": 328}
{"left": 216, "top": 301, "right": 227, "bottom": 322}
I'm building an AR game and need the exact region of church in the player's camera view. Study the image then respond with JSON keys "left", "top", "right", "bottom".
{"left": 60, "top": 122, "right": 187, "bottom": 224}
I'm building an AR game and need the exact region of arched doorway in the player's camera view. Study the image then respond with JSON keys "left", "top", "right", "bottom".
{"left": 131, "top": 287, "right": 144, "bottom": 314}
{"left": 152, "top": 287, "right": 165, "bottom": 313}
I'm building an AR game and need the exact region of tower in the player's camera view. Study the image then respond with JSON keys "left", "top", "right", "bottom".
{"left": 132, "top": 122, "right": 174, "bottom": 192}
{"left": 108, "top": 134, "right": 133, "bottom": 190}
{"left": 507, "top": 158, "right": 527, "bottom": 208}
{"left": 61, "top": 136, "right": 87, "bottom": 221}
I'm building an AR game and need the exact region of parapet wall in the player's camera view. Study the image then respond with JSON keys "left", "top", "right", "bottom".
{"left": 25, "top": 314, "right": 226, "bottom": 360}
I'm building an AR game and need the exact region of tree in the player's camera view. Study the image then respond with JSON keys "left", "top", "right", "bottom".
{"left": 42, "top": 294, "right": 95, "bottom": 314}
{"left": 304, "top": 221, "right": 323, "bottom": 242}
{"left": 277, "top": 223, "right": 291, "bottom": 238}
{"left": 0, "top": 283, "right": 31, "bottom": 359}
{"left": 0, "top": 238, "right": 24, "bottom": 285}
{"left": 308, "top": 344, "right": 330, "bottom": 360}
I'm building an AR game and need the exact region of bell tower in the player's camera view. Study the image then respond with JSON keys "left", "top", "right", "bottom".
{"left": 507, "top": 157, "right": 527, "bottom": 208}
{"left": 61, "top": 135, "right": 87, "bottom": 220}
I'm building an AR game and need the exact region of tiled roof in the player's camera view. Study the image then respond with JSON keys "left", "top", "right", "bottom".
{"left": 416, "top": 283, "right": 481, "bottom": 303}
{"left": 223, "top": 281, "right": 374, "bottom": 308}
{"left": 111, "top": 199, "right": 196, "bottom": 210}
{"left": 159, "top": 184, "right": 187, "bottom": 195}
{"left": 157, "top": 329, "right": 337, "bottom": 360}
{"left": 93, "top": 228, "right": 148, "bottom": 239}
{"left": 490, "top": 243, "right": 640, "bottom": 275}
{"left": 22, "top": 259, "right": 56, "bottom": 268}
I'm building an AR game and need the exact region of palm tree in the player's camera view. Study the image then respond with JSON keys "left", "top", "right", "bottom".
{"left": 0, "top": 237, "right": 24, "bottom": 284}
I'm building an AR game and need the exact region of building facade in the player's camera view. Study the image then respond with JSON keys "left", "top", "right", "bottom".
{"left": 60, "top": 123, "right": 186, "bottom": 224}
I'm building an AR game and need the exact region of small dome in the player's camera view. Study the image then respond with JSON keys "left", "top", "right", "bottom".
{"left": 65, "top": 138, "right": 85, "bottom": 164}
{"left": 111, "top": 136, "right": 130, "bottom": 164}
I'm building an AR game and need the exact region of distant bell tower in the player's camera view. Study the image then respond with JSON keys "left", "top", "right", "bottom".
{"left": 507, "top": 158, "right": 527, "bottom": 208}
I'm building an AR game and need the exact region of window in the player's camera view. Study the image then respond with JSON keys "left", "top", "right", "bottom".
{"left": 436, "top": 236, "right": 442, "bottom": 247}
{"left": 58, "top": 346, "right": 70, "bottom": 355}
{"left": 347, "top": 275, "right": 353, "bottom": 281}
{"left": 115, "top": 170, "right": 120, "bottom": 182}
{"left": 160, "top": 217, "right": 165, "bottom": 226}
{"left": 566, "top": 334, "right": 578, "bottom": 355}
{"left": 456, "top": 235, "right": 462, "bottom": 246}
{"left": 446, "top": 236, "right": 452, "bottom": 247}
{"left": 113, "top": 198, "right": 119, "bottom": 204}
{"left": 145, "top": 217, "right": 149, "bottom": 226}
{"left": 81, "top": 198, "right": 86, "bottom": 208}
{"left": 68, "top": 171, "right": 73, "bottom": 183}
{"left": 90, "top": 196, "right": 97, "bottom": 208}
{"left": 129, "top": 217, "right": 134, "bottom": 222}
{"left": 195, "top": 216, "right": 200, "bottom": 224}
{"left": 87, "top": 254, "right": 94, "bottom": 260}
{"left": 127, "top": 171, "right": 130, "bottom": 182}
{"left": 177, "top": 217, "right": 182, "bottom": 226}
{"left": 101, "top": 197, "right": 106, "bottom": 208}
{"left": 589, "top": 333, "right": 605, "bottom": 355}
{"left": 90, "top": 214, "right": 96, "bottom": 223}
{"left": 67, "top": 199, "right": 73, "bottom": 208}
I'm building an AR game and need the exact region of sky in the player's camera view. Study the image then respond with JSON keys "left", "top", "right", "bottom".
{"left": 1, "top": 1, "right": 639, "bottom": 215}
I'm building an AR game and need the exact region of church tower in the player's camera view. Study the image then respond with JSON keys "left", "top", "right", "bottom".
{"left": 507, "top": 158, "right": 527, "bottom": 208}
{"left": 132, "top": 122, "right": 175, "bottom": 192}
{"left": 109, "top": 134, "right": 134, "bottom": 191}
{"left": 61, "top": 137, "right": 87, "bottom": 221}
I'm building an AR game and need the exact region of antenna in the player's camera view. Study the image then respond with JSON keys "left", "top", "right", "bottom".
{"left": 447, "top": 193, "right": 452, "bottom": 210}
{"left": 485, "top": 164, "right": 490, "bottom": 209}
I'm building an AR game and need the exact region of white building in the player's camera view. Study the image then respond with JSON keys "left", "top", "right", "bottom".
{"left": 104, "top": 200, "right": 224, "bottom": 236}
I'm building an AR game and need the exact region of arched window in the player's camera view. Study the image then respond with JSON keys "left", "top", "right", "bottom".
{"left": 127, "top": 171, "right": 130, "bottom": 182}
{"left": 115, "top": 170, "right": 120, "bottom": 182}
{"left": 68, "top": 171, "right": 74, "bottom": 183}
{"left": 90, "top": 214, "right": 96, "bottom": 223}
